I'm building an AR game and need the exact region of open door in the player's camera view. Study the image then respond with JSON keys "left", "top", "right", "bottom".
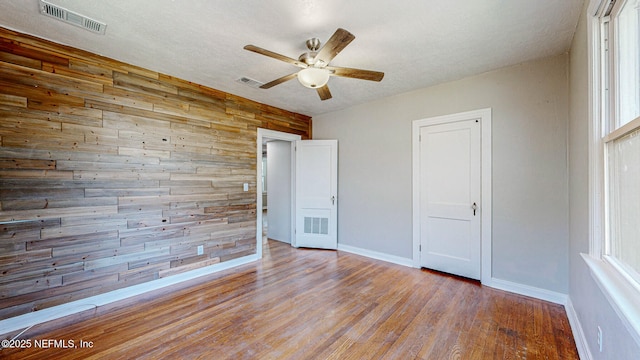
{"left": 294, "top": 140, "right": 338, "bottom": 249}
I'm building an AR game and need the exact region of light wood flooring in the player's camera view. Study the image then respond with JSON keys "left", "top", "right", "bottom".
{"left": 1, "top": 240, "right": 578, "bottom": 359}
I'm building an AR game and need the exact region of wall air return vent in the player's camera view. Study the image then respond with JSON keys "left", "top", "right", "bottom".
{"left": 39, "top": 0, "right": 107, "bottom": 35}
{"left": 304, "top": 217, "right": 329, "bottom": 235}
{"left": 236, "top": 77, "right": 264, "bottom": 89}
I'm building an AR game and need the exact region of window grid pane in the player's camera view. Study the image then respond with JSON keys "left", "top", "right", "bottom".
{"left": 615, "top": 0, "right": 640, "bottom": 128}
{"left": 607, "top": 129, "right": 640, "bottom": 282}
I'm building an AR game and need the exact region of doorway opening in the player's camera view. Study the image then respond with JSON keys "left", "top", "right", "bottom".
{"left": 256, "top": 129, "right": 301, "bottom": 258}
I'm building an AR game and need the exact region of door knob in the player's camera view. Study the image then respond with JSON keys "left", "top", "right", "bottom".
{"left": 472, "top": 202, "right": 478, "bottom": 216}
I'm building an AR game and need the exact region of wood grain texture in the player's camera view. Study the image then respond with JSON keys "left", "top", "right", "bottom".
{"left": 315, "top": 28, "right": 355, "bottom": 64}
{"left": 0, "top": 240, "right": 579, "bottom": 359}
{"left": 0, "top": 26, "right": 311, "bottom": 319}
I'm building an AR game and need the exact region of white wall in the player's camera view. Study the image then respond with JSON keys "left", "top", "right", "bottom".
{"left": 266, "top": 141, "right": 291, "bottom": 243}
{"left": 314, "top": 54, "right": 569, "bottom": 294}
{"left": 568, "top": 1, "right": 640, "bottom": 358}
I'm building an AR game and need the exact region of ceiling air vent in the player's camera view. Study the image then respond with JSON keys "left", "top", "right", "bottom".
{"left": 236, "top": 77, "right": 264, "bottom": 89}
{"left": 39, "top": 0, "right": 107, "bottom": 35}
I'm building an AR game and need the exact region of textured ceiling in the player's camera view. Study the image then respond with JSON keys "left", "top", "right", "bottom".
{"left": 0, "top": 0, "right": 584, "bottom": 117}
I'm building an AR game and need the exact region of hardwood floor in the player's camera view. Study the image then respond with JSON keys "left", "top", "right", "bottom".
{"left": 1, "top": 240, "right": 578, "bottom": 359}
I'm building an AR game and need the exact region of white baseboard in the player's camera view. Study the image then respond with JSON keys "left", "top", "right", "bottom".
{"left": 484, "top": 277, "right": 568, "bottom": 305}
{"left": 0, "top": 254, "right": 259, "bottom": 336}
{"left": 565, "top": 297, "right": 593, "bottom": 360}
{"left": 338, "top": 245, "right": 571, "bottom": 306}
{"left": 337, "top": 244, "right": 414, "bottom": 267}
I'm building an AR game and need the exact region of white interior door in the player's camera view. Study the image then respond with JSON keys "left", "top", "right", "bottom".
{"left": 295, "top": 140, "right": 338, "bottom": 249}
{"left": 419, "top": 119, "right": 481, "bottom": 279}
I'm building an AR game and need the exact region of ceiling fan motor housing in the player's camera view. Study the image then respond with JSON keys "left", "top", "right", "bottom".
{"left": 298, "top": 52, "right": 317, "bottom": 65}
{"left": 299, "top": 38, "right": 323, "bottom": 66}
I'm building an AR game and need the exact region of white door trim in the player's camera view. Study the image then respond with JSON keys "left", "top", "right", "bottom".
{"left": 411, "top": 108, "right": 492, "bottom": 284}
{"left": 256, "top": 128, "right": 301, "bottom": 258}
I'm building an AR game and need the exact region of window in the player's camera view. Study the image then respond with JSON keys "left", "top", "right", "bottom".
{"left": 606, "top": 128, "right": 640, "bottom": 284}
{"left": 602, "top": 0, "right": 640, "bottom": 285}
{"left": 587, "top": 0, "right": 640, "bottom": 341}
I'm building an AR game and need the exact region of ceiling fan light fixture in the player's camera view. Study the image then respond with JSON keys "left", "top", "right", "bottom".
{"left": 297, "top": 68, "right": 330, "bottom": 88}
{"left": 244, "top": 28, "right": 382, "bottom": 100}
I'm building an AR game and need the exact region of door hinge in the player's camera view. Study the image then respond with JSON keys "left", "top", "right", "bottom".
{"left": 419, "top": 244, "right": 421, "bottom": 252}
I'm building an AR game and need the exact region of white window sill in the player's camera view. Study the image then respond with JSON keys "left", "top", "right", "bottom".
{"left": 581, "top": 253, "right": 640, "bottom": 345}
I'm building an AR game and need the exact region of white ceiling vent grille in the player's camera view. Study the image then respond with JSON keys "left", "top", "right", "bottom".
{"left": 39, "top": 0, "right": 107, "bottom": 35}
{"left": 236, "top": 77, "right": 264, "bottom": 88}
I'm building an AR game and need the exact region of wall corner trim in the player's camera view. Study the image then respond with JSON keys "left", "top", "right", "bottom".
{"left": 565, "top": 297, "right": 595, "bottom": 360}
{"left": 0, "top": 254, "right": 259, "bottom": 337}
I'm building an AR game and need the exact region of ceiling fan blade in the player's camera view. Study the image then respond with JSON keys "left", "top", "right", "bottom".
{"left": 244, "top": 45, "right": 307, "bottom": 68}
{"left": 260, "top": 73, "right": 298, "bottom": 89}
{"left": 316, "top": 84, "right": 332, "bottom": 101}
{"left": 326, "top": 66, "right": 384, "bottom": 82}
{"left": 314, "top": 28, "right": 355, "bottom": 64}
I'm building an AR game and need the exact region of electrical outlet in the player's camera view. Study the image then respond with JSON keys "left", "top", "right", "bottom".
{"left": 243, "top": 183, "right": 249, "bottom": 192}
{"left": 197, "top": 245, "right": 204, "bottom": 256}
{"left": 597, "top": 326, "right": 603, "bottom": 352}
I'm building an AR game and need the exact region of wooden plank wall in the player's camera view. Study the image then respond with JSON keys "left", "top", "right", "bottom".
{"left": 0, "top": 27, "right": 311, "bottom": 319}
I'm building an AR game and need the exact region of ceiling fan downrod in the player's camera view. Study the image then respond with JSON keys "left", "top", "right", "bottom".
{"left": 299, "top": 37, "right": 321, "bottom": 66}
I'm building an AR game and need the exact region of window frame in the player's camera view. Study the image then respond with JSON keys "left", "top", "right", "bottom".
{"left": 585, "top": 0, "right": 640, "bottom": 345}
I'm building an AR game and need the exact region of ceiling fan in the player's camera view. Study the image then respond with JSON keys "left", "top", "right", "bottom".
{"left": 244, "top": 28, "right": 384, "bottom": 101}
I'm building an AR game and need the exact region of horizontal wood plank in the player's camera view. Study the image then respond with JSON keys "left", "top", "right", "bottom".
{"left": 0, "top": 26, "right": 310, "bottom": 319}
